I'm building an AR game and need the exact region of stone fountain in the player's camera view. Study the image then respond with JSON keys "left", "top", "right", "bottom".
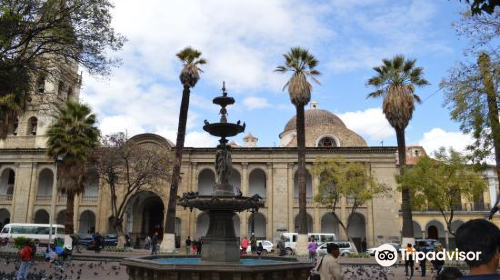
{"left": 121, "top": 83, "right": 312, "bottom": 280}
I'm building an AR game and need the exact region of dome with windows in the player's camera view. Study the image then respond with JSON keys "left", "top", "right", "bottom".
{"left": 279, "top": 101, "right": 367, "bottom": 147}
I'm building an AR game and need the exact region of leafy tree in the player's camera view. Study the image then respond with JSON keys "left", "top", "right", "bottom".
{"left": 366, "top": 55, "right": 429, "bottom": 240}
{"left": 451, "top": 0, "right": 498, "bottom": 15}
{"left": 399, "top": 148, "right": 487, "bottom": 235}
{"left": 275, "top": 47, "right": 320, "bottom": 239}
{"left": 94, "top": 132, "right": 172, "bottom": 247}
{"left": 313, "top": 157, "right": 388, "bottom": 251}
{"left": 46, "top": 101, "right": 100, "bottom": 236}
{"left": 0, "top": 0, "right": 125, "bottom": 138}
{"left": 164, "top": 47, "right": 205, "bottom": 250}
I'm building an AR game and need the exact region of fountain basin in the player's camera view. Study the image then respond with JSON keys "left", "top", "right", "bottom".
{"left": 203, "top": 123, "right": 245, "bottom": 138}
{"left": 179, "top": 195, "right": 264, "bottom": 211}
{"left": 122, "top": 255, "right": 313, "bottom": 280}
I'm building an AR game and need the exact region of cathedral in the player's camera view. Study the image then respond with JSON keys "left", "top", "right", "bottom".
{"left": 0, "top": 65, "right": 496, "bottom": 251}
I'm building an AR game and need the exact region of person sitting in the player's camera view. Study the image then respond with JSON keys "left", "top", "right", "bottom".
{"left": 455, "top": 219, "right": 500, "bottom": 280}
{"left": 45, "top": 245, "right": 58, "bottom": 264}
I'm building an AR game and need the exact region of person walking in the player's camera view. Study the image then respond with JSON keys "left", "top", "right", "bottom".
{"left": 185, "top": 236, "right": 192, "bottom": 255}
{"left": 418, "top": 245, "right": 429, "bottom": 277}
{"left": 405, "top": 243, "right": 415, "bottom": 279}
{"left": 250, "top": 234, "right": 257, "bottom": 255}
{"left": 317, "top": 243, "right": 343, "bottom": 280}
{"left": 16, "top": 240, "right": 33, "bottom": 280}
{"left": 308, "top": 237, "right": 318, "bottom": 262}
{"left": 145, "top": 235, "right": 151, "bottom": 250}
{"left": 241, "top": 237, "right": 249, "bottom": 255}
{"left": 278, "top": 236, "right": 286, "bottom": 256}
{"left": 151, "top": 232, "right": 158, "bottom": 255}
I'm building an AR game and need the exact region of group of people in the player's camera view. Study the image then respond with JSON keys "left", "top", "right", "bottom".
{"left": 185, "top": 236, "right": 203, "bottom": 255}
{"left": 240, "top": 235, "right": 264, "bottom": 257}
{"left": 403, "top": 242, "right": 446, "bottom": 279}
{"left": 16, "top": 238, "right": 72, "bottom": 280}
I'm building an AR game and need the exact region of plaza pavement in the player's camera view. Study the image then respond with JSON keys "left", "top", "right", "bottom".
{"left": 0, "top": 250, "right": 464, "bottom": 279}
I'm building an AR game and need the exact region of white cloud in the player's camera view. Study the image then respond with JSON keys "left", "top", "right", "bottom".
{"left": 243, "top": 97, "right": 271, "bottom": 110}
{"left": 338, "top": 108, "right": 394, "bottom": 141}
{"left": 418, "top": 128, "right": 473, "bottom": 155}
{"left": 185, "top": 131, "right": 219, "bottom": 147}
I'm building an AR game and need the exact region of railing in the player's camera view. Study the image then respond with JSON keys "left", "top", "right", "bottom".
{"left": 82, "top": 196, "right": 98, "bottom": 203}
{"left": 416, "top": 203, "right": 469, "bottom": 212}
{"left": 294, "top": 197, "right": 314, "bottom": 206}
{"left": 36, "top": 195, "right": 52, "bottom": 201}
{"left": 0, "top": 194, "right": 12, "bottom": 202}
{"left": 57, "top": 196, "right": 67, "bottom": 203}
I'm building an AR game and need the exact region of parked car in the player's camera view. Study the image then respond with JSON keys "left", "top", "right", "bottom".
{"left": 415, "top": 239, "right": 437, "bottom": 251}
{"left": 316, "top": 241, "right": 355, "bottom": 257}
{"left": 76, "top": 233, "right": 93, "bottom": 246}
{"left": 104, "top": 234, "right": 118, "bottom": 246}
{"left": 366, "top": 242, "right": 401, "bottom": 256}
{"left": 240, "top": 240, "right": 274, "bottom": 253}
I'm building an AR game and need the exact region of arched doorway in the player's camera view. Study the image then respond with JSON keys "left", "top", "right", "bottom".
{"left": 249, "top": 169, "right": 266, "bottom": 198}
{"left": 0, "top": 209, "right": 10, "bottom": 229}
{"left": 347, "top": 213, "right": 366, "bottom": 252}
{"left": 125, "top": 191, "right": 165, "bottom": 246}
{"left": 198, "top": 169, "right": 215, "bottom": 195}
{"left": 56, "top": 210, "right": 66, "bottom": 225}
{"left": 426, "top": 220, "right": 445, "bottom": 245}
{"left": 0, "top": 169, "right": 15, "bottom": 198}
{"left": 79, "top": 210, "right": 96, "bottom": 233}
{"left": 248, "top": 213, "right": 266, "bottom": 239}
{"left": 321, "top": 213, "right": 340, "bottom": 236}
{"left": 34, "top": 209, "right": 49, "bottom": 223}
{"left": 294, "top": 213, "right": 313, "bottom": 233}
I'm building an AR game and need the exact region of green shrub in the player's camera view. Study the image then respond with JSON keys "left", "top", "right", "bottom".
{"left": 13, "top": 237, "right": 31, "bottom": 248}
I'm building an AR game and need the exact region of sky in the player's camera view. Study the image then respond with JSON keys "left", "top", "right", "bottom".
{"left": 81, "top": 0, "right": 478, "bottom": 154}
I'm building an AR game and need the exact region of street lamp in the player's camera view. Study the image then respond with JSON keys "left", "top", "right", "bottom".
{"left": 49, "top": 155, "right": 64, "bottom": 245}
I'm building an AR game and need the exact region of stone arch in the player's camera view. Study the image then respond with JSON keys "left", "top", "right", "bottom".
{"left": 316, "top": 134, "right": 340, "bottom": 147}
{"left": 347, "top": 213, "right": 366, "bottom": 251}
{"left": 27, "top": 116, "right": 37, "bottom": 136}
{"left": 294, "top": 170, "right": 313, "bottom": 200}
{"left": 0, "top": 209, "right": 10, "bottom": 229}
{"left": 294, "top": 213, "right": 313, "bottom": 233}
{"left": 56, "top": 210, "right": 66, "bottom": 224}
{"left": 413, "top": 221, "right": 423, "bottom": 238}
{"left": 79, "top": 210, "right": 96, "bottom": 234}
{"left": 248, "top": 212, "right": 266, "bottom": 239}
{"left": 124, "top": 191, "right": 165, "bottom": 242}
{"left": 426, "top": 220, "right": 446, "bottom": 245}
{"left": 0, "top": 168, "right": 15, "bottom": 196}
{"left": 321, "top": 213, "right": 340, "bottom": 236}
{"left": 34, "top": 209, "right": 50, "bottom": 223}
{"left": 37, "top": 169, "right": 54, "bottom": 197}
{"left": 198, "top": 169, "right": 215, "bottom": 195}
{"left": 249, "top": 168, "right": 266, "bottom": 198}
{"left": 229, "top": 168, "right": 241, "bottom": 195}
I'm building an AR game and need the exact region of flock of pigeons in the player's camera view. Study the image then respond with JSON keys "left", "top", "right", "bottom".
{"left": 0, "top": 258, "right": 126, "bottom": 280}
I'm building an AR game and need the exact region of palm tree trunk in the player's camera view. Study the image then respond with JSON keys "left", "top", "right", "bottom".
{"left": 296, "top": 104, "right": 308, "bottom": 234}
{"left": 478, "top": 53, "right": 500, "bottom": 215}
{"left": 65, "top": 193, "right": 75, "bottom": 235}
{"left": 165, "top": 84, "right": 190, "bottom": 234}
{"left": 397, "top": 128, "right": 414, "bottom": 238}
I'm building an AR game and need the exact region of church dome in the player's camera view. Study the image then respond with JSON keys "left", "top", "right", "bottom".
{"left": 282, "top": 109, "right": 346, "bottom": 134}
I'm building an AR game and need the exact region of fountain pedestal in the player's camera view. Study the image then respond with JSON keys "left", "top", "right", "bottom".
{"left": 202, "top": 211, "right": 239, "bottom": 263}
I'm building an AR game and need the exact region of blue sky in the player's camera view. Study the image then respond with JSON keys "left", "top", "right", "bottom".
{"left": 81, "top": 0, "right": 476, "bottom": 153}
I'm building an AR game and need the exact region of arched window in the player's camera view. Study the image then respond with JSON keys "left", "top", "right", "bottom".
{"left": 57, "top": 81, "right": 65, "bottom": 97}
{"left": 36, "top": 75, "right": 45, "bottom": 94}
{"left": 318, "top": 137, "right": 337, "bottom": 147}
{"left": 28, "top": 117, "right": 37, "bottom": 136}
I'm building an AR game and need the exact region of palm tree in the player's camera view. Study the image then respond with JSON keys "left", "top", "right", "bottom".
{"left": 275, "top": 47, "right": 320, "bottom": 243}
{"left": 164, "top": 47, "right": 206, "bottom": 249}
{"left": 46, "top": 102, "right": 99, "bottom": 237}
{"left": 366, "top": 55, "right": 429, "bottom": 240}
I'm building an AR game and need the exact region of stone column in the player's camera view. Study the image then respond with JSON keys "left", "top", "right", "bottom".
{"left": 313, "top": 175, "right": 320, "bottom": 233}
{"left": 50, "top": 165, "right": 58, "bottom": 226}
{"left": 240, "top": 163, "right": 248, "bottom": 237}
{"left": 366, "top": 200, "right": 375, "bottom": 248}
{"left": 10, "top": 163, "right": 20, "bottom": 221}
{"left": 190, "top": 163, "right": 198, "bottom": 239}
{"left": 287, "top": 163, "right": 294, "bottom": 232}
{"left": 339, "top": 197, "right": 347, "bottom": 240}
{"left": 422, "top": 230, "right": 426, "bottom": 239}
{"left": 74, "top": 194, "right": 81, "bottom": 233}
{"left": 266, "top": 163, "right": 273, "bottom": 240}
{"left": 26, "top": 163, "right": 39, "bottom": 223}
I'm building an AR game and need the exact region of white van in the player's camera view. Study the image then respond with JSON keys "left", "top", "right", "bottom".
{"left": 0, "top": 223, "right": 65, "bottom": 245}
{"left": 281, "top": 232, "right": 336, "bottom": 254}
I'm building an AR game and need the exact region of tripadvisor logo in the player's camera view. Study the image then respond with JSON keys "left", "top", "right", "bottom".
{"left": 374, "top": 243, "right": 482, "bottom": 267}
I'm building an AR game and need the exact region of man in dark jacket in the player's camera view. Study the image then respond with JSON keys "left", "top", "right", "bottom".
{"left": 151, "top": 232, "right": 158, "bottom": 255}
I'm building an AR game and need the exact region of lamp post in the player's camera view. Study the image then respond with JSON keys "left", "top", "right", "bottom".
{"left": 250, "top": 208, "right": 255, "bottom": 236}
{"left": 49, "top": 155, "right": 64, "bottom": 245}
